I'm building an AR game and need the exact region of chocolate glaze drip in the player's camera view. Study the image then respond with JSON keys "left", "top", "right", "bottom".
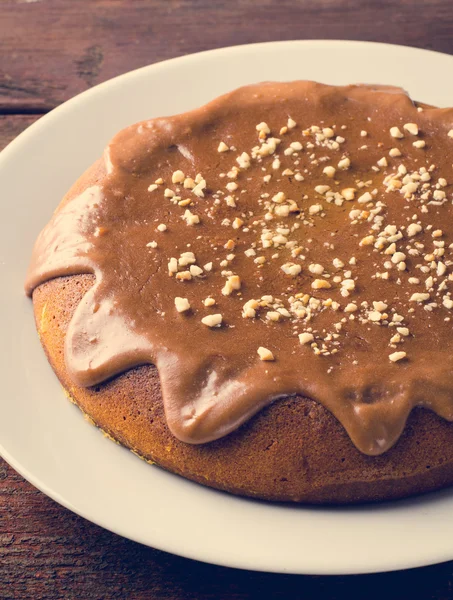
{"left": 25, "top": 81, "right": 453, "bottom": 455}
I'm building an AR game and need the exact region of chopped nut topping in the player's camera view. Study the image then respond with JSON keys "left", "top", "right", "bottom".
{"left": 311, "top": 279, "right": 331, "bottom": 290}
{"left": 391, "top": 251, "right": 406, "bottom": 264}
{"left": 403, "top": 123, "right": 419, "bottom": 135}
{"left": 341, "top": 279, "right": 355, "bottom": 291}
{"left": 315, "top": 185, "right": 330, "bottom": 195}
{"left": 178, "top": 252, "right": 196, "bottom": 267}
{"left": 397, "top": 327, "right": 409, "bottom": 336}
{"left": 171, "top": 170, "right": 185, "bottom": 184}
{"left": 299, "top": 332, "right": 314, "bottom": 345}
{"left": 226, "top": 181, "right": 238, "bottom": 192}
{"left": 174, "top": 297, "right": 190, "bottom": 312}
{"left": 257, "top": 347, "right": 275, "bottom": 361}
{"left": 237, "top": 152, "right": 251, "bottom": 169}
{"left": 266, "top": 311, "right": 281, "bottom": 322}
{"left": 344, "top": 303, "right": 358, "bottom": 313}
{"left": 201, "top": 314, "right": 223, "bottom": 327}
{"left": 256, "top": 122, "right": 270, "bottom": 133}
{"left": 338, "top": 157, "right": 351, "bottom": 170}
{"left": 309, "top": 263, "right": 324, "bottom": 275}
{"left": 183, "top": 209, "right": 200, "bottom": 226}
{"left": 407, "top": 223, "right": 422, "bottom": 237}
{"left": 168, "top": 258, "right": 178, "bottom": 274}
{"left": 389, "top": 351, "right": 407, "bottom": 362}
{"left": 309, "top": 203, "right": 323, "bottom": 214}
{"left": 281, "top": 262, "right": 302, "bottom": 277}
{"left": 368, "top": 311, "right": 382, "bottom": 322}
{"left": 192, "top": 179, "right": 206, "bottom": 198}
{"left": 217, "top": 141, "right": 229, "bottom": 153}
{"left": 341, "top": 188, "right": 356, "bottom": 201}
{"left": 222, "top": 275, "right": 241, "bottom": 296}
{"left": 443, "top": 297, "right": 453, "bottom": 309}
{"left": 357, "top": 191, "right": 373, "bottom": 204}
{"left": 410, "top": 292, "right": 430, "bottom": 302}
{"left": 433, "top": 190, "right": 446, "bottom": 201}
{"left": 390, "top": 126, "right": 404, "bottom": 139}
{"left": 176, "top": 270, "right": 192, "bottom": 281}
{"left": 360, "top": 235, "right": 375, "bottom": 246}
{"left": 224, "top": 239, "right": 236, "bottom": 250}
{"left": 323, "top": 127, "right": 335, "bottom": 138}
{"left": 323, "top": 166, "right": 336, "bottom": 178}
{"left": 190, "top": 265, "right": 203, "bottom": 277}
{"left": 184, "top": 177, "right": 196, "bottom": 189}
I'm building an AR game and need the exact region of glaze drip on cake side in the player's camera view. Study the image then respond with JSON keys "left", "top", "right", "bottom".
{"left": 25, "top": 81, "right": 453, "bottom": 455}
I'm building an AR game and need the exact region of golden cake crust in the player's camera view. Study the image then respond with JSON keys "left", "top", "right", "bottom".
{"left": 32, "top": 273, "right": 453, "bottom": 503}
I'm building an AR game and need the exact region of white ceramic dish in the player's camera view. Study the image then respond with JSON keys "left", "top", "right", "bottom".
{"left": 1, "top": 40, "right": 453, "bottom": 575}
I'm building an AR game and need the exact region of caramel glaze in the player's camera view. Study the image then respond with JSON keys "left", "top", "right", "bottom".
{"left": 25, "top": 81, "right": 453, "bottom": 455}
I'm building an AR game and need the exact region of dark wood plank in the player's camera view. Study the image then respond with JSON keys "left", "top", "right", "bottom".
{"left": 0, "top": 115, "right": 40, "bottom": 147}
{"left": 1, "top": 0, "right": 453, "bottom": 111}
{"left": 2, "top": 452, "right": 453, "bottom": 599}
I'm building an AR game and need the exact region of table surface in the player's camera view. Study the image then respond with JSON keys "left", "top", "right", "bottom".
{"left": 2, "top": 1, "right": 453, "bottom": 597}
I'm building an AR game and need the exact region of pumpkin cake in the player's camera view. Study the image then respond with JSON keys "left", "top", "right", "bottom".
{"left": 25, "top": 81, "right": 453, "bottom": 503}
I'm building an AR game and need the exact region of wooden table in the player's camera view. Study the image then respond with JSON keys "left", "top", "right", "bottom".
{"left": 2, "top": 1, "right": 453, "bottom": 597}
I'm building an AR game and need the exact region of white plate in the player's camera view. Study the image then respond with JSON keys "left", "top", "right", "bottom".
{"left": 1, "top": 40, "right": 453, "bottom": 576}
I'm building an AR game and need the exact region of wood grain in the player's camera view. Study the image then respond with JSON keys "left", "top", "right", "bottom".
{"left": 2, "top": 1, "right": 453, "bottom": 597}
{"left": 0, "top": 115, "right": 40, "bottom": 147}
{"left": 1, "top": 0, "right": 453, "bottom": 112}
{"left": 3, "top": 460, "right": 453, "bottom": 599}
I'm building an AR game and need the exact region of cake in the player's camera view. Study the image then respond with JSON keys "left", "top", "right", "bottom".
{"left": 25, "top": 81, "right": 453, "bottom": 503}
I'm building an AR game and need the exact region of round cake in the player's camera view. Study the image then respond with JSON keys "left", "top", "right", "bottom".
{"left": 26, "top": 81, "right": 453, "bottom": 503}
